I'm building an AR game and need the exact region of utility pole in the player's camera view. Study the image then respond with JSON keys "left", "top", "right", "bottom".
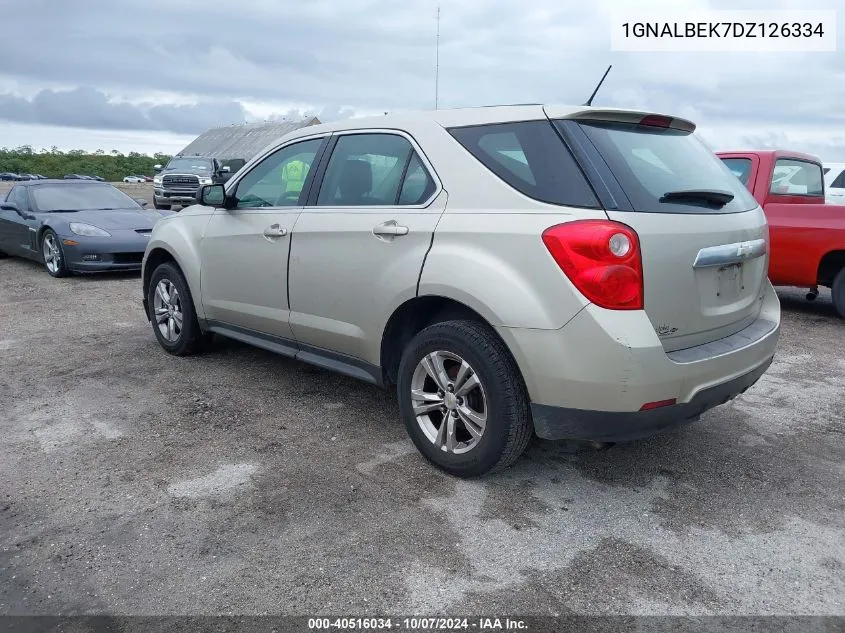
{"left": 435, "top": 5, "right": 441, "bottom": 109}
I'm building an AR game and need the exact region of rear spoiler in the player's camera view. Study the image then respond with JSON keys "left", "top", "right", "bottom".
{"left": 549, "top": 107, "right": 696, "bottom": 133}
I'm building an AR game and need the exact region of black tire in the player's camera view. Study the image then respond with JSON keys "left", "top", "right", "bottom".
{"left": 147, "top": 262, "right": 211, "bottom": 356}
{"left": 41, "top": 228, "right": 69, "bottom": 278}
{"left": 153, "top": 200, "right": 171, "bottom": 210}
{"left": 397, "top": 319, "right": 533, "bottom": 478}
{"left": 832, "top": 268, "right": 845, "bottom": 319}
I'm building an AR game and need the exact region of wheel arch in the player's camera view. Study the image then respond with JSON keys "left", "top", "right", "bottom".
{"left": 817, "top": 249, "right": 845, "bottom": 287}
{"left": 380, "top": 294, "right": 523, "bottom": 388}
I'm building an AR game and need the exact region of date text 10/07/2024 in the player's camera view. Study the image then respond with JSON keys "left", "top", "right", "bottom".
{"left": 308, "top": 617, "right": 529, "bottom": 630}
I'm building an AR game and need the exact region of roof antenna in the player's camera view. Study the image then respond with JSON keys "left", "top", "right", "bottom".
{"left": 584, "top": 64, "right": 612, "bottom": 107}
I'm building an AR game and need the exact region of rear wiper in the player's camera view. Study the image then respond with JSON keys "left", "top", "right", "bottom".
{"left": 660, "top": 189, "right": 734, "bottom": 207}
{"left": 45, "top": 209, "right": 79, "bottom": 213}
{"left": 91, "top": 207, "right": 120, "bottom": 210}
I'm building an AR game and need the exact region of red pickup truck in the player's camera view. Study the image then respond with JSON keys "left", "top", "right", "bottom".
{"left": 717, "top": 150, "right": 845, "bottom": 317}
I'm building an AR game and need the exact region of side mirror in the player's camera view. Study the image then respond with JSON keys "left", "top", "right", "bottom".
{"left": 199, "top": 184, "right": 226, "bottom": 207}
{"left": 133, "top": 198, "right": 149, "bottom": 208}
{"left": 221, "top": 165, "right": 231, "bottom": 173}
{"left": 153, "top": 164, "right": 163, "bottom": 173}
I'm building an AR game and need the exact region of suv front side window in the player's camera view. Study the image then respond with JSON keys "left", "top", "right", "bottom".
{"left": 234, "top": 138, "right": 324, "bottom": 209}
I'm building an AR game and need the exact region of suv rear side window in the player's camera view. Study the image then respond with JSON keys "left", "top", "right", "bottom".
{"left": 720, "top": 158, "right": 752, "bottom": 186}
{"left": 573, "top": 121, "right": 758, "bottom": 214}
{"left": 769, "top": 159, "right": 824, "bottom": 196}
{"left": 448, "top": 121, "right": 599, "bottom": 208}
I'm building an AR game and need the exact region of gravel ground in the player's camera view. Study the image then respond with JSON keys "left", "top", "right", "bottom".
{"left": 0, "top": 257, "right": 843, "bottom": 618}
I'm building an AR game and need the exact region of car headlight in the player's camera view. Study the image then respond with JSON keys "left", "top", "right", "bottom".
{"left": 153, "top": 177, "right": 162, "bottom": 185}
{"left": 69, "top": 222, "right": 111, "bottom": 237}
{"left": 198, "top": 178, "right": 213, "bottom": 185}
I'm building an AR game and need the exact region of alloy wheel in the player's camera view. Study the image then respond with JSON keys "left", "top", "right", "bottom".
{"left": 153, "top": 279, "right": 184, "bottom": 343}
{"left": 42, "top": 234, "right": 61, "bottom": 274}
{"left": 410, "top": 350, "right": 488, "bottom": 454}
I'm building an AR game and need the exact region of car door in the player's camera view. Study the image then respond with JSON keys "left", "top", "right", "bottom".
{"left": 199, "top": 136, "right": 327, "bottom": 341}
{"left": 288, "top": 131, "right": 445, "bottom": 365}
{"left": 0, "top": 186, "right": 34, "bottom": 257}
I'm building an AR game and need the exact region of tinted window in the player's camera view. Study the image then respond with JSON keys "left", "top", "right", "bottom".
{"left": 31, "top": 184, "right": 138, "bottom": 211}
{"left": 6, "top": 186, "right": 28, "bottom": 210}
{"left": 317, "top": 134, "right": 416, "bottom": 206}
{"left": 398, "top": 154, "right": 436, "bottom": 205}
{"left": 235, "top": 138, "right": 323, "bottom": 209}
{"left": 720, "top": 158, "right": 753, "bottom": 186}
{"left": 165, "top": 158, "right": 214, "bottom": 172}
{"left": 449, "top": 121, "right": 599, "bottom": 208}
{"left": 576, "top": 121, "right": 757, "bottom": 214}
{"left": 831, "top": 169, "right": 845, "bottom": 189}
{"left": 769, "top": 159, "right": 823, "bottom": 196}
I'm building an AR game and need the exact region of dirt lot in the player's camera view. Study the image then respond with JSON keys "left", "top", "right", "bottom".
{"left": 0, "top": 255, "right": 843, "bottom": 618}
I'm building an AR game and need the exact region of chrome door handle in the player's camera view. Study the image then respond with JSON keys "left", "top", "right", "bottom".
{"left": 372, "top": 220, "right": 409, "bottom": 237}
{"left": 263, "top": 224, "right": 288, "bottom": 238}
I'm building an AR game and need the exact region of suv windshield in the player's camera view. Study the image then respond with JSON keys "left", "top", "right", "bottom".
{"left": 32, "top": 183, "right": 140, "bottom": 211}
{"left": 164, "top": 158, "right": 214, "bottom": 174}
{"left": 571, "top": 121, "right": 758, "bottom": 214}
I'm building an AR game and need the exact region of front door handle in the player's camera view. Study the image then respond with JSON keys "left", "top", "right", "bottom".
{"left": 263, "top": 224, "right": 288, "bottom": 238}
{"left": 372, "top": 220, "right": 409, "bottom": 237}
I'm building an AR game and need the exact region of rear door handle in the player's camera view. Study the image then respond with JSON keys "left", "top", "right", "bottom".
{"left": 372, "top": 220, "right": 409, "bottom": 237}
{"left": 263, "top": 224, "right": 288, "bottom": 238}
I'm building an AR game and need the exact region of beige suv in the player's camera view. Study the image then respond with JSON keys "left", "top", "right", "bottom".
{"left": 141, "top": 105, "right": 780, "bottom": 477}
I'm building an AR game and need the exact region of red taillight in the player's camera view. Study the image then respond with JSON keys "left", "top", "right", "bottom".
{"left": 542, "top": 220, "right": 644, "bottom": 310}
{"left": 639, "top": 398, "right": 677, "bottom": 411}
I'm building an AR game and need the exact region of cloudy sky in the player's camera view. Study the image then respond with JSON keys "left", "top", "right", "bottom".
{"left": 0, "top": 0, "right": 842, "bottom": 159}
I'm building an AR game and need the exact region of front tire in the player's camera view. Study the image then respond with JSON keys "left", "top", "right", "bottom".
{"left": 832, "top": 268, "right": 845, "bottom": 319}
{"left": 397, "top": 320, "right": 533, "bottom": 477}
{"left": 147, "top": 262, "right": 210, "bottom": 355}
{"left": 41, "top": 229, "right": 69, "bottom": 277}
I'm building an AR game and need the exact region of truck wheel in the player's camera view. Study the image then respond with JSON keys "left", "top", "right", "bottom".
{"left": 832, "top": 268, "right": 845, "bottom": 319}
{"left": 397, "top": 320, "right": 533, "bottom": 477}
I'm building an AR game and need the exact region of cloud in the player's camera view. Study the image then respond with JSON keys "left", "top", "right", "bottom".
{"left": 0, "top": 0, "right": 842, "bottom": 157}
{"left": 0, "top": 87, "right": 248, "bottom": 134}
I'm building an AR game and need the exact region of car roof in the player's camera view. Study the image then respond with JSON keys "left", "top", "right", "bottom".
{"left": 716, "top": 149, "right": 822, "bottom": 163}
{"left": 278, "top": 104, "right": 696, "bottom": 141}
{"left": 14, "top": 179, "right": 110, "bottom": 187}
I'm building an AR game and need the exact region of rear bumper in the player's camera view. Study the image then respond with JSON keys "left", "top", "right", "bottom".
{"left": 497, "top": 279, "right": 781, "bottom": 438}
{"left": 531, "top": 355, "right": 772, "bottom": 442}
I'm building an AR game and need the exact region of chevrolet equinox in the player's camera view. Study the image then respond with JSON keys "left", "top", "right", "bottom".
{"left": 141, "top": 105, "right": 780, "bottom": 477}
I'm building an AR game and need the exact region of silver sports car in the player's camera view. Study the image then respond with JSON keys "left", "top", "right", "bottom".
{"left": 0, "top": 179, "right": 173, "bottom": 277}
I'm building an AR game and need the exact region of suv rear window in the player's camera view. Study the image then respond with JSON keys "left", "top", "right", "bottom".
{"left": 769, "top": 159, "right": 824, "bottom": 196}
{"left": 448, "top": 121, "right": 599, "bottom": 208}
{"left": 572, "top": 121, "right": 758, "bottom": 214}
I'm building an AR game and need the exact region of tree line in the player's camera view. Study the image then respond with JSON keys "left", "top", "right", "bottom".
{"left": 0, "top": 146, "right": 173, "bottom": 181}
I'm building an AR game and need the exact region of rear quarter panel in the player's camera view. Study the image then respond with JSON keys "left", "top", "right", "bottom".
{"left": 763, "top": 202, "right": 845, "bottom": 286}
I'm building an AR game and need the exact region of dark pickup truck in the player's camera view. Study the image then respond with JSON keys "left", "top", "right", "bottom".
{"left": 153, "top": 155, "right": 231, "bottom": 210}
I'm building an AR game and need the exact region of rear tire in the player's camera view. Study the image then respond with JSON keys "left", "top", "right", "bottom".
{"left": 832, "top": 269, "right": 845, "bottom": 318}
{"left": 397, "top": 320, "right": 533, "bottom": 477}
{"left": 147, "top": 262, "right": 211, "bottom": 356}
